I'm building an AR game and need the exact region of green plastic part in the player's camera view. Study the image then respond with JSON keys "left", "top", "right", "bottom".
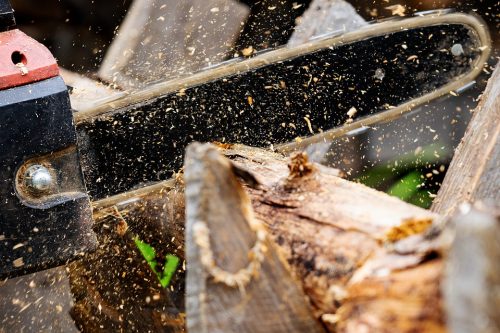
{"left": 134, "top": 238, "right": 156, "bottom": 262}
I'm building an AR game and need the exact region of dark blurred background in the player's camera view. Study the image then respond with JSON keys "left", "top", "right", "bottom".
{"left": 10, "top": 0, "right": 498, "bottom": 74}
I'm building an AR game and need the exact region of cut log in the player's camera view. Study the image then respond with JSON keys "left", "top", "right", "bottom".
{"left": 221, "top": 145, "right": 444, "bottom": 332}
{"left": 70, "top": 142, "right": 488, "bottom": 332}
{"left": 432, "top": 62, "right": 500, "bottom": 216}
{"left": 184, "top": 143, "right": 324, "bottom": 333}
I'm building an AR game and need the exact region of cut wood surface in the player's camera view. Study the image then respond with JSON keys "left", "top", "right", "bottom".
{"left": 432, "top": 62, "right": 500, "bottom": 216}
{"left": 184, "top": 143, "right": 324, "bottom": 333}
{"left": 221, "top": 145, "right": 444, "bottom": 332}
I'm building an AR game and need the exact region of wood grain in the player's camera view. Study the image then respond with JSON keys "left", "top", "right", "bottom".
{"left": 185, "top": 143, "right": 324, "bottom": 333}
{"left": 182, "top": 144, "right": 446, "bottom": 332}
{"left": 432, "top": 62, "right": 500, "bottom": 216}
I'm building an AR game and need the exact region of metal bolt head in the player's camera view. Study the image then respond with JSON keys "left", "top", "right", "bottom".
{"left": 451, "top": 43, "right": 464, "bottom": 56}
{"left": 24, "top": 165, "right": 53, "bottom": 193}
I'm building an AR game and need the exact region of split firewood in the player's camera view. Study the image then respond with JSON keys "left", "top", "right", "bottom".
{"left": 218, "top": 144, "right": 444, "bottom": 332}
{"left": 70, "top": 140, "right": 496, "bottom": 332}
{"left": 432, "top": 62, "right": 500, "bottom": 216}
{"left": 184, "top": 143, "right": 324, "bottom": 333}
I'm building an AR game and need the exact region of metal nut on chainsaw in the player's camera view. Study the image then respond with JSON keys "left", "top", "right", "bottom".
{"left": 23, "top": 164, "right": 54, "bottom": 194}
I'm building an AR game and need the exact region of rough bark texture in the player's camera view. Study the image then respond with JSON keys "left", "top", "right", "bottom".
{"left": 432, "top": 62, "right": 500, "bottom": 216}
{"left": 444, "top": 204, "right": 500, "bottom": 333}
{"left": 184, "top": 143, "right": 324, "bottom": 333}
{"left": 220, "top": 145, "right": 444, "bottom": 332}
{"left": 201, "top": 143, "right": 446, "bottom": 331}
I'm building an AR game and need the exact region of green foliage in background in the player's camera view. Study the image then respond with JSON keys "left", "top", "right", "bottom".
{"left": 134, "top": 237, "right": 180, "bottom": 288}
{"left": 356, "top": 143, "right": 449, "bottom": 208}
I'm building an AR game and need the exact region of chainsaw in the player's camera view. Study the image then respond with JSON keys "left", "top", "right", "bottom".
{"left": 0, "top": 0, "right": 491, "bottom": 278}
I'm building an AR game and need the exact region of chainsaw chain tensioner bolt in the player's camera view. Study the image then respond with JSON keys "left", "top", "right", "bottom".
{"left": 24, "top": 165, "right": 53, "bottom": 194}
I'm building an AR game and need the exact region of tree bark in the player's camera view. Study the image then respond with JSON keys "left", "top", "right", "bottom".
{"left": 181, "top": 143, "right": 448, "bottom": 332}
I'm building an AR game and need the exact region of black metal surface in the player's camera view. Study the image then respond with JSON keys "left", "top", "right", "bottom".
{"left": 0, "top": 77, "right": 96, "bottom": 279}
{"left": 0, "top": 0, "right": 15, "bottom": 31}
{"left": 77, "top": 23, "right": 481, "bottom": 200}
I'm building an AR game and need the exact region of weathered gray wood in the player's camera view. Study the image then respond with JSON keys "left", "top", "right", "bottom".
{"left": 443, "top": 204, "right": 500, "bottom": 333}
{"left": 185, "top": 143, "right": 324, "bottom": 333}
{"left": 0, "top": 267, "right": 79, "bottom": 333}
{"left": 288, "top": 0, "right": 367, "bottom": 47}
{"left": 432, "top": 62, "right": 500, "bottom": 216}
{"left": 98, "top": 0, "right": 249, "bottom": 89}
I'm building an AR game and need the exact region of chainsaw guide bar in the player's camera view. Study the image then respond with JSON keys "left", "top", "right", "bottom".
{"left": 75, "top": 13, "right": 490, "bottom": 201}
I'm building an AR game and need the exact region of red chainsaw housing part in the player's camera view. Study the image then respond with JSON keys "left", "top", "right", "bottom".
{"left": 0, "top": 29, "right": 59, "bottom": 90}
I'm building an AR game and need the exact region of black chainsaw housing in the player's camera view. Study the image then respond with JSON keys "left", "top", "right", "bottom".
{"left": 0, "top": 0, "right": 14, "bottom": 31}
{"left": 0, "top": 77, "right": 96, "bottom": 278}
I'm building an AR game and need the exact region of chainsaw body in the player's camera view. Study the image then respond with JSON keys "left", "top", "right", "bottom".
{"left": 0, "top": 0, "right": 95, "bottom": 277}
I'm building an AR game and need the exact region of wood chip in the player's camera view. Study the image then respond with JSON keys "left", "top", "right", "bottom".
{"left": 384, "top": 217, "right": 433, "bottom": 243}
{"left": 385, "top": 4, "right": 406, "bottom": 16}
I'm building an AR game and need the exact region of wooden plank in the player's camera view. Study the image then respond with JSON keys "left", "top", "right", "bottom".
{"left": 184, "top": 143, "right": 324, "bottom": 333}
{"left": 288, "top": 0, "right": 367, "bottom": 46}
{"left": 98, "top": 0, "right": 250, "bottom": 89}
{"left": 432, "top": 62, "right": 500, "bottom": 216}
